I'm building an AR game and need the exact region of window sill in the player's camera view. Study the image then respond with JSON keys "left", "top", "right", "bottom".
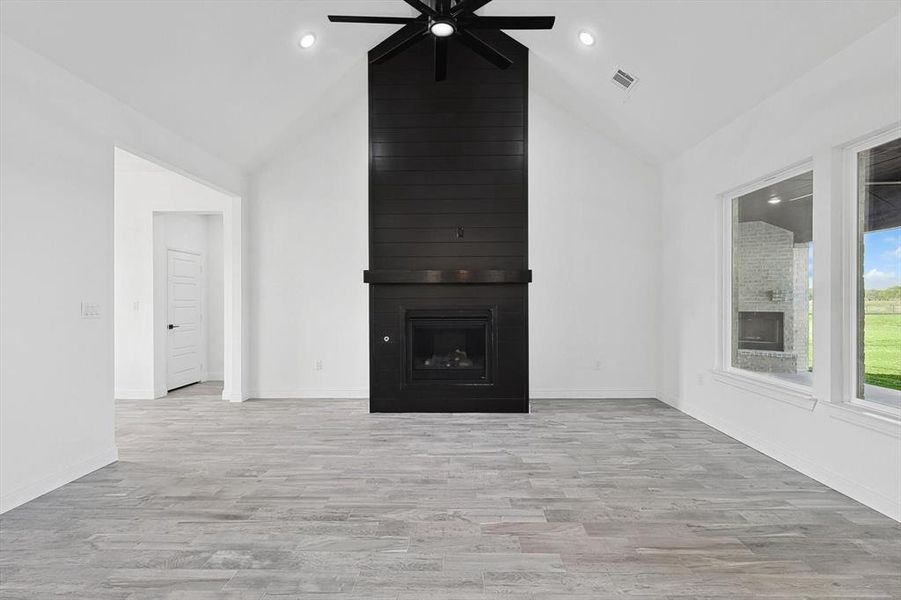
{"left": 823, "top": 401, "right": 901, "bottom": 439}
{"left": 710, "top": 369, "right": 818, "bottom": 411}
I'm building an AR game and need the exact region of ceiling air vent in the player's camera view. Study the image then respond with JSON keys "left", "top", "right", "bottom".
{"left": 611, "top": 68, "right": 638, "bottom": 92}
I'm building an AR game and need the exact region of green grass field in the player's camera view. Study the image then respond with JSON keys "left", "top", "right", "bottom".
{"left": 807, "top": 301, "right": 900, "bottom": 391}
{"left": 863, "top": 313, "right": 901, "bottom": 390}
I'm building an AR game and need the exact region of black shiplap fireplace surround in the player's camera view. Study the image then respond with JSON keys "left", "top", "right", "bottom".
{"left": 365, "top": 30, "right": 530, "bottom": 413}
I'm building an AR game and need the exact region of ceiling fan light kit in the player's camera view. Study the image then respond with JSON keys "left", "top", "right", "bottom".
{"left": 430, "top": 20, "right": 456, "bottom": 37}
{"left": 298, "top": 33, "right": 316, "bottom": 49}
{"left": 328, "top": 0, "right": 555, "bottom": 81}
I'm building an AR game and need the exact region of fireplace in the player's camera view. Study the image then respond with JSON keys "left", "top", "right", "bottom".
{"left": 368, "top": 284, "right": 528, "bottom": 413}
{"left": 365, "top": 30, "right": 530, "bottom": 412}
{"left": 407, "top": 310, "right": 494, "bottom": 384}
{"left": 738, "top": 311, "right": 785, "bottom": 351}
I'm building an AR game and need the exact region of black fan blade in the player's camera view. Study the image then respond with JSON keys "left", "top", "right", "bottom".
{"left": 452, "top": 0, "right": 492, "bottom": 15}
{"left": 466, "top": 16, "right": 556, "bottom": 30}
{"left": 434, "top": 37, "right": 448, "bottom": 81}
{"left": 402, "top": 0, "right": 439, "bottom": 18}
{"left": 329, "top": 15, "right": 420, "bottom": 25}
{"left": 369, "top": 22, "right": 428, "bottom": 65}
{"left": 457, "top": 30, "right": 512, "bottom": 70}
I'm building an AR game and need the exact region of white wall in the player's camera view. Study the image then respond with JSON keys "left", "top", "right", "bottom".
{"left": 529, "top": 83, "right": 660, "bottom": 398}
{"left": 249, "top": 62, "right": 370, "bottom": 398}
{"left": 115, "top": 152, "right": 231, "bottom": 398}
{"left": 0, "top": 35, "right": 245, "bottom": 513}
{"left": 659, "top": 16, "right": 901, "bottom": 520}
{"left": 206, "top": 216, "right": 225, "bottom": 380}
{"left": 247, "top": 58, "right": 661, "bottom": 399}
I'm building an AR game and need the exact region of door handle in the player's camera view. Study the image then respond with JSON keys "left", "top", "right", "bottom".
{"left": 168, "top": 324, "right": 180, "bottom": 330}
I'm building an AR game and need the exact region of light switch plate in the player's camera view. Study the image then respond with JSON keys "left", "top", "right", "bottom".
{"left": 81, "top": 302, "right": 101, "bottom": 319}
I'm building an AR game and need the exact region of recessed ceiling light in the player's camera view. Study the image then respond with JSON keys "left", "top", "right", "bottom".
{"left": 299, "top": 33, "right": 316, "bottom": 49}
{"left": 430, "top": 20, "right": 455, "bottom": 38}
{"left": 578, "top": 30, "right": 596, "bottom": 46}
{"left": 768, "top": 196, "right": 782, "bottom": 204}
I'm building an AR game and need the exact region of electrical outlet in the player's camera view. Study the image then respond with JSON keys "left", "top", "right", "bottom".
{"left": 81, "top": 302, "right": 101, "bottom": 319}
{"left": 314, "top": 360, "right": 323, "bottom": 371}
{"left": 132, "top": 300, "right": 140, "bottom": 311}
{"left": 697, "top": 372, "right": 705, "bottom": 386}
{"left": 594, "top": 360, "right": 603, "bottom": 371}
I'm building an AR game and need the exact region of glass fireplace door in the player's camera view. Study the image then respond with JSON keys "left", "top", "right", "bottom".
{"left": 407, "top": 314, "right": 491, "bottom": 382}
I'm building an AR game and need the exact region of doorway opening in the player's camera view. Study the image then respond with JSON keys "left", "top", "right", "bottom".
{"left": 113, "top": 148, "right": 243, "bottom": 401}
{"left": 161, "top": 218, "right": 222, "bottom": 392}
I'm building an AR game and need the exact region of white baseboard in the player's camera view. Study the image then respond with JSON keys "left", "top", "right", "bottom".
{"left": 222, "top": 389, "right": 246, "bottom": 402}
{"left": 0, "top": 445, "right": 119, "bottom": 514}
{"left": 530, "top": 389, "right": 658, "bottom": 399}
{"left": 206, "top": 372, "right": 224, "bottom": 381}
{"left": 115, "top": 388, "right": 157, "bottom": 400}
{"left": 658, "top": 395, "right": 901, "bottom": 523}
{"left": 249, "top": 389, "right": 369, "bottom": 399}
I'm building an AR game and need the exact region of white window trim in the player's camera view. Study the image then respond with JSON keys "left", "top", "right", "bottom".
{"left": 714, "top": 159, "right": 817, "bottom": 410}
{"left": 842, "top": 126, "right": 901, "bottom": 420}
{"left": 710, "top": 368, "right": 817, "bottom": 411}
{"left": 822, "top": 400, "right": 901, "bottom": 439}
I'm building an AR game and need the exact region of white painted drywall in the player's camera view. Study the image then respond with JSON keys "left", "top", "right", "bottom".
{"left": 206, "top": 215, "right": 225, "bottom": 380}
{"left": 248, "top": 62, "right": 370, "bottom": 398}
{"left": 0, "top": 35, "right": 245, "bottom": 514}
{"left": 115, "top": 153, "right": 231, "bottom": 398}
{"left": 659, "top": 16, "right": 901, "bottom": 520}
{"left": 529, "top": 78, "right": 660, "bottom": 398}
{"left": 247, "top": 58, "right": 661, "bottom": 399}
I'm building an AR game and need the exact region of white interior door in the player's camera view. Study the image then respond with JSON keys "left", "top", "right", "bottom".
{"left": 167, "top": 249, "right": 202, "bottom": 390}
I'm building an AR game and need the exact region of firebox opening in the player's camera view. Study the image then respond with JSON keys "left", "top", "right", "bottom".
{"left": 407, "top": 313, "right": 492, "bottom": 382}
{"left": 738, "top": 311, "right": 785, "bottom": 352}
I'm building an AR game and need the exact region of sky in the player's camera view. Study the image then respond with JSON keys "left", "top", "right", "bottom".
{"left": 863, "top": 226, "right": 901, "bottom": 290}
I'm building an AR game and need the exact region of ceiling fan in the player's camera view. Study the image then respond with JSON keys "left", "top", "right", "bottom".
{"left": 328, "top": 0, "right": 555, "bottom": 81}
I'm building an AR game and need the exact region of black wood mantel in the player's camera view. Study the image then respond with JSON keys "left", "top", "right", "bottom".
{"left": 364, "top": 269, "right": 532, "bottom": 284}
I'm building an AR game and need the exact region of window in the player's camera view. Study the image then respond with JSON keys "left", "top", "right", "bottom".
{"left": 854, "top": 135, "right": 901, "bottom": 409}
{"left": 729, "top": 169, "right": 814, "bottom": 386}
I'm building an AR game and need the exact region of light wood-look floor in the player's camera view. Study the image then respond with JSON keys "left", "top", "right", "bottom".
{"left": 1, "top": 384, "right": 899, "bottom": 599}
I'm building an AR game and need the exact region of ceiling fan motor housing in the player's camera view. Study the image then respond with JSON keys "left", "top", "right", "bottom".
{"left": 328, "top": 0, "right": 554, "bottom": 81}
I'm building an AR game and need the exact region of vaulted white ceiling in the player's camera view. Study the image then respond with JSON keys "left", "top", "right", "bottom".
{"left": 1, "top": 0, "right": 897, "bottom": 171}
